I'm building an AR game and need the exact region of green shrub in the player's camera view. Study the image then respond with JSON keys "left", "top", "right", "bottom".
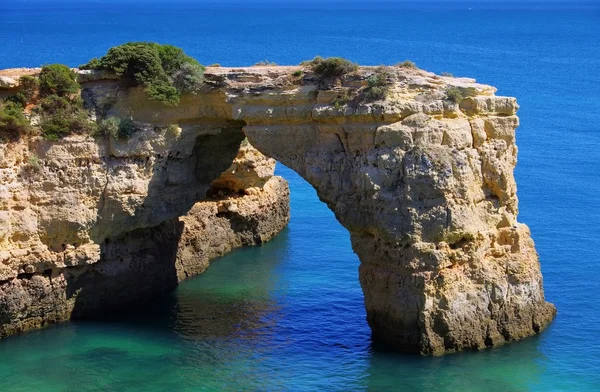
{"left": 172, "top": 62, "right": 205, "bottom": 94}
{"left": 38, "top": 111, "right": 96, "bottom": 141}
{"left": 39, "top": 64, "right": 79, "bottom": 98}
{"left": 27, "top": 153, "right": 40, "bottom": 168}
{"left": 208, "top": 63, "right": 221, "bottom": 67}
{"left": 304, "top": 56, "right": 358, "bottom": 79}
{"left": 81, "top": 42, "right": 205, "bottom": 106}
{"left": 36, "top": 95, "right": 72, "bottom": 140}
{"left": 117, "top": 118, "right": 137, "bottom": 139}
{"left": 445, "top": 87, "right": 464, "bottom": 104}
{"left": 333, "top": 95, "right": 350, "bottom": 110}
{"left": 292, "top": 70, "right": 304, "bottom": 78}
{"left": 98, "top": 43, "right": 164, "bottom": 83}
{"left": 96, "top": 117, "right": 120, "bottom": 139}
{"left": 19, "top": 75, "right": 39, "bottom": 101}
{"left": 364, "top": 86, "right": 387, "bottom": 101}
{"left": 364, "top": 66, "right": 392, "bottom": 101}
{"left": 0, "top": 101, "right": 30, "bottom": 142}
{"left": 396, "top": 60, "right": 417, "bottom": 69}
{"left": 94, "top": 116, "right": 139, "bottom": 140}
{"left": 146, "top": 80, "right": 180, "bottom": 106}
{"left": 155, "top": 44, "right": 188, "bottom": 74}
{"left": 367, "top": 66, "right": 390, "bottom": 88}
{"left": 36, "top": 95, "right": 96, "bottom": 140}
{"left": 38, "top": 94, "right": 71, "bottom": 114}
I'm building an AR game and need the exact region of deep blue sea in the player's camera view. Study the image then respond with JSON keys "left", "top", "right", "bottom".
{"left": 1, "top": 1, "right": 600, "bottom": 390}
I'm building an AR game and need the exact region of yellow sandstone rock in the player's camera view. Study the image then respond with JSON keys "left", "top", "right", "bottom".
{"left": 0, "top": 65, "right": 554, "bottom": 354}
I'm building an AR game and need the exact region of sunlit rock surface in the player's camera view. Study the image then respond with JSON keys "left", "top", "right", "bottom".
{"left": 0, "top": 65, "right": 554, "bottom": 354}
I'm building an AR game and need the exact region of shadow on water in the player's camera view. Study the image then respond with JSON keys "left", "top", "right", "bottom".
{"left": 0, "top": 230, "right": 294, "bottom": 391}
{"left": 87, "top": 228, "right": 292, "bottom": 342}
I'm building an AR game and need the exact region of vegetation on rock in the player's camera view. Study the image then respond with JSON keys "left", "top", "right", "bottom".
{"left": 94, "top": 116, "right": 139, "bottom": 140}
{"left": 0, "top": 101, "right": 30, "bottom": 142}
{"left": 19, "top": 75, "right": 39, "bottom": 101}
{"left": 333, "top": 93, "right": 351, "bottom": 110}
{"left": 39, "top": 64, "right": 79, "bottom": 98}
{"left": 396, "top": 60, "right": 417, "bottom": 69}
{"left": 79, "top": 57, "right": 101, "bottom": 70}
{"left": 364, "top": 66, "right": 392, "bottom": 101}
{"left": 35, "top": 95, "right": 97, "bottom": 140}
{"left": 79, "top": 42, "right": 205, "bottom": 105}
{"left": 5, "top": 64, "right": 96, "bottom": 140}
{"left": 445, "top": 87, "right": 464, "bottom": 103}
{"left": 95, "top": 116, "right": 120, "bottom": 139}
{"left": 303, "top": 56, "right": 358, "bottom": 79}
{"left": 5, "top": 92, "right": 28, "bottom": 107}
{"left": 172, "top": 62, "right": 205, "bottom": 95}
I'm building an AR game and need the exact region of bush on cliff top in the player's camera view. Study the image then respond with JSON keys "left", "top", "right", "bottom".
{"left": 39, "top": 64, "right": 79, "bottom": 98}
{"left": 396, "top": 60, "right": 417, "bottom": 69}
{"left": 36, "top": 68, "right": 99, "bottom": 141}
{"left": 303, "top": 56, "right": 358, "bottom": 79}
{"left": 80, "top": 42, "right": 205, "bottom": 105}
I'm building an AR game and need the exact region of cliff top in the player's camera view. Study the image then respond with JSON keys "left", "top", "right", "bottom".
{"left": 0, "top": 65, "right": 498, "bottom": 97}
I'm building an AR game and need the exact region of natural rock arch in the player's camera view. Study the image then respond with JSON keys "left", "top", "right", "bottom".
{"left": 202, "top": 67, "right": 554, "bottom": 355}
{"left": 0, "top": 65, "right": 555, "bottom": 355}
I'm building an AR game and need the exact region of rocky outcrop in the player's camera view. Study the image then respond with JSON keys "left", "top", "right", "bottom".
{"left": 0, "top": 65, "right": 555, "bottom": 354}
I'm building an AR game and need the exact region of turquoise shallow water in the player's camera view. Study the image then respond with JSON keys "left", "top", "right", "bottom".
{"left": 1, "top": 1, "right": 600, "bottom": 390}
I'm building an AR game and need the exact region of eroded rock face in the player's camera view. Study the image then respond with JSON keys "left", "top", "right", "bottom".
{"left": 0, "top": 65, "right": 554, "bottom": 354}
{"left": 0, "top": 130, "right": 289, "bottom": 337}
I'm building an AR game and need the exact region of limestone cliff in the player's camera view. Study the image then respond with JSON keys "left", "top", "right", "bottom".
{"left": 0, "top": 64, "right": 555, "bottom": 355}
{"left": 0, "top": 133, "right": 289, "bottom": 337}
